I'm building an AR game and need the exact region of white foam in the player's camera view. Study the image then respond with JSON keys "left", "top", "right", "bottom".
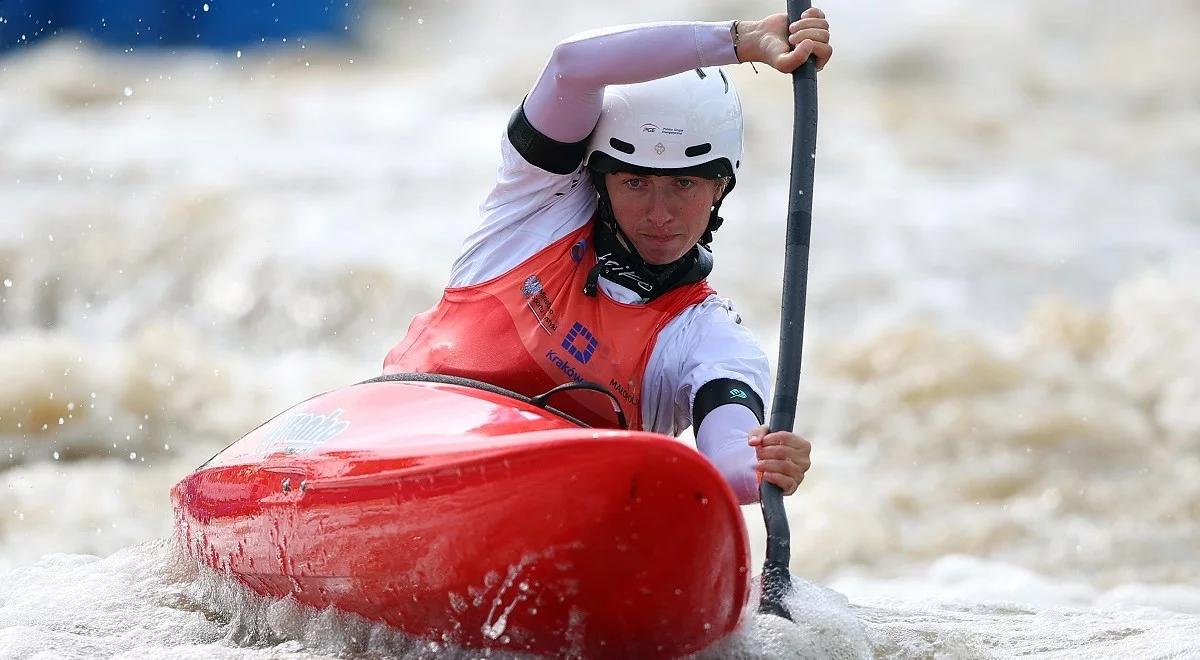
{"left": 1, "top": 0, "right": 1199, "bottom": 656}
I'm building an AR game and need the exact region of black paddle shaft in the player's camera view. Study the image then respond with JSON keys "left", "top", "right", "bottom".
{"left": 759, "top": 0, "right": 818, "bottom": 621}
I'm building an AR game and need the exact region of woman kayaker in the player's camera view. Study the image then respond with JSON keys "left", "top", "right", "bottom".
{"left": 384, "top": 9, "right": 833, "bottom": 504}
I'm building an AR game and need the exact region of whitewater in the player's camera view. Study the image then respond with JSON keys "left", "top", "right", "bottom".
{"left": 2, "top": 0, "right": 1198, "bottom": 657}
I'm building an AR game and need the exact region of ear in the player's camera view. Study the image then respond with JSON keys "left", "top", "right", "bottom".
{"left": 713, "top": 178, "right": 729, "bottom": 204}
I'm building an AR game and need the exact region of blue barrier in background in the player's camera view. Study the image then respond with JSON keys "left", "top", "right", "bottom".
{"left": 0, "top": 0, "right": 359, "bottom": 52}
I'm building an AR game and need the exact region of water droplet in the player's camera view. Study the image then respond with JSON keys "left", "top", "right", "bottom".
{"left": 2, "top": 279, "right": 10, "bottom": 288}
{"left": 235, "top": 49, "right": 241, "bottom": 58}
{"left": 53, "top": 452, "right": 60, "bottom": 460}
{"left": 417, "top": 18, "right": 423, "bottom": 24}
{"left": 202, "top": 3, "right": 209, "bottom": 11}
{"left": 123, "top": 87, "right": 133, "bottom": 97}
{"left": 129, "top": 452, "right": 137, "bottom": 459}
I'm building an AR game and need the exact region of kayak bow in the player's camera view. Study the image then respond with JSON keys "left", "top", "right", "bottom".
{"left": 172, "top": 373, "right": 751, "bottom": 658}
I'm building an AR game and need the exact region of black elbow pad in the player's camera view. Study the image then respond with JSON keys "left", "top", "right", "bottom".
{"left": 692, "top": 378, "right": 765, "bottom": 430}
{"left": 506, "top": 102, "right": 589, "bottom": 175}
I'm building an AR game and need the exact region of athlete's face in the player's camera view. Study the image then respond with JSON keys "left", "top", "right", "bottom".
{"left": 604, "top": 173, "right": 726, "bottom": 265}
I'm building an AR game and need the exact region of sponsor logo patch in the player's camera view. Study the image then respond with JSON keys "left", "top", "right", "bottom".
{"left": 609, "top": 378, "right": 639, "bottom": 407}
{"left": 561, "top": 322, "right": 598, "bottom": 364}
{"left": 545, "top": 349, "right": 584, "bottom": 383}
{"left": 521, "top": 274, "right": 558, "bottom": 334}
{"left": 521, "top": 275, "right": 543, "bottom": 298}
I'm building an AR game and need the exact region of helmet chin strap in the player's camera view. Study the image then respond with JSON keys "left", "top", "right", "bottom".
{"left": 583, "top": 170, "right": 720, "bottom": 301}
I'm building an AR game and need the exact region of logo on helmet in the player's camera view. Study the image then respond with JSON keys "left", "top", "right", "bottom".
{"left": 641, "top": 123, "right": 658, "bottom": 133}
{"left": 654, "top": 142, "right": 666, "bottom": 155}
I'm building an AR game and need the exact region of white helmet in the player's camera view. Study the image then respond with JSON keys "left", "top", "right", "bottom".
{"left": 586, "top": 67, "right": 743, "bottom": 188}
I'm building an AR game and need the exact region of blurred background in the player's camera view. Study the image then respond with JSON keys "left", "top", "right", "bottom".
{"left": 1, "top": 0, "right": 1198, "bottom": 657}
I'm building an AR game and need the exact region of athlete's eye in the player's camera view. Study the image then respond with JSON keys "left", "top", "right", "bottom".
{"left": 675, "top": 178, "right": 697, "bottom": 190}
{"left": 623, "top": 178, "right": 646, "bottom": 190}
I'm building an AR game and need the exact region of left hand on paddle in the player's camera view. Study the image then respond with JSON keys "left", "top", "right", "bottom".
{"left": 735, "top": 7, "right": 833, "bottom": 73}
{"left": 748, "top": 425, "right": 811, "bottom": 495}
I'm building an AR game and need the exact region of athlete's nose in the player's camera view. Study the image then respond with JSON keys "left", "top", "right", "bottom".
{"left": 646, "top": 185, "right": 673, "bottom": 226}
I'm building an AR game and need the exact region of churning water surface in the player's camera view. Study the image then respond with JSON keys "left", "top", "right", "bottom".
{"left": 2, "top": 0, "right": 1198, "bottom": 657}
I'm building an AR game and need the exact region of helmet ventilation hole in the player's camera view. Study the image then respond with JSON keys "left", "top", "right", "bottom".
{"left": 609, "top": 138, "right": 636, "bottom": 154}
{"left": 685, "top": 143, "right": 712, "bottom": 157}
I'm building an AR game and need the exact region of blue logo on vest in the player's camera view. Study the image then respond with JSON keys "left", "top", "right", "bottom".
{"left": 571, "top": 239, "right": 587, "bottom": 263}
{"left": 562, "top": 322, "right": 599, "bottom": 364}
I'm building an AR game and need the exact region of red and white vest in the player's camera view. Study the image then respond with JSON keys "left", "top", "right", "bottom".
{"left": 383, "top": 222, "right": 714, "bottom": 429}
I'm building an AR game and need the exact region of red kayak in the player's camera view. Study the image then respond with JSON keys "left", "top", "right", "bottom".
{"left": 171, "top": 373, "right": 751, "bottom": 658}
